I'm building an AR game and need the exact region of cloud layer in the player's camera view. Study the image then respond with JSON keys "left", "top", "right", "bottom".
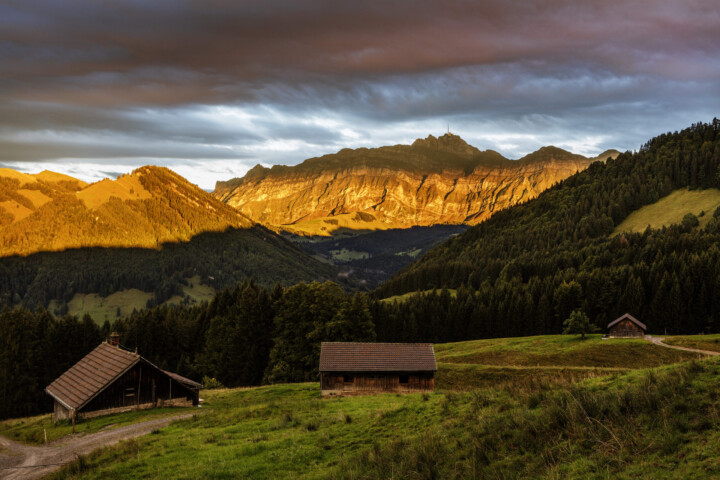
{"left": 1, "top": 0, "right": 719, "bottom": 189}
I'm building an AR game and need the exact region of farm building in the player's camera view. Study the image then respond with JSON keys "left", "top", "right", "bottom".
{"left": 45, "top": 333, "right": 202, "bottom": 422}
{"left": 607, "top": 313, "right": 647, "bottom": 338}
{"left": 319, "top": 342, "right": 437, "bottom": 395}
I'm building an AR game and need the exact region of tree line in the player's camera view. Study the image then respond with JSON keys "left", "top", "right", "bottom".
{"left": 0, "top": 281, "right": 375, "bottom": 420}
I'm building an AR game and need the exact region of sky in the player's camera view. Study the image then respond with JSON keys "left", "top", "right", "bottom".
{"left": 1, "top": 0, "right": 719, "bottom": 190}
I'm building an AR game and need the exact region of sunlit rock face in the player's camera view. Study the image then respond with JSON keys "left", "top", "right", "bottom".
{"left": 214, "top": 134, "right": 619, "bottom": 235}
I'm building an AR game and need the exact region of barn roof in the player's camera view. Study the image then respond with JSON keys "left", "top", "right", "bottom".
{"left": 163, "top": 370, "right": 203, "bottom": 390}
{"left": 45, "top": 342, "right": 141, "bottom": 411}
{"left": 319, "top": 342, "right": 437, "bottom": 372}
{"left": 46, "top": 341, "right": 199, "bottom": 411}
{"left": 607, "top": 313, "right": 647, "bottom": 330}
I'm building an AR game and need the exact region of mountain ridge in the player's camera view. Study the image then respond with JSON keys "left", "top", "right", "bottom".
{"left": 0, "top": 165, "right": 255, "bottom": 257}
{"left": 213, "top": 134, "right": 620, "bottom": 235}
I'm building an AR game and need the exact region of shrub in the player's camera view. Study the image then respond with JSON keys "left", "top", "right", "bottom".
{"left": 201, "top": 376, "right": 225, "bottom": 389}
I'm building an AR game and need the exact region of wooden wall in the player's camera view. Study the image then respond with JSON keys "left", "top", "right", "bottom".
{"left": 609, "top": 319, "right": 645, "bottom": 337}
{"left": 81, "top": 361, "right": 198, "bottom": 416}
{"left": 321, "top": 372, "right": 434, "bottom": 395}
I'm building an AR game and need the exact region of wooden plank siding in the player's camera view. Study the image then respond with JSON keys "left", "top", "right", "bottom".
{"left": 82, "top": 362, "right": 197, "bottom": 414}
{"left": 609, "top": 319, "right": 645, "bottom": 338}
{"left": 320, "top": 372, "right": 434, "bottom": 395}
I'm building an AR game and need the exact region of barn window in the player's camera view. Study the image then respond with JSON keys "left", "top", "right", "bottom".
{"left": 343, "top": 375, "right": 354, "bottom": 383}
{"left": 399, "top": 375, "right": 409, "bottom": 384}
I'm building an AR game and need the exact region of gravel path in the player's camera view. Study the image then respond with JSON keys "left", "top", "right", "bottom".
{"left": 645, "top": 335, "right": 720, "bottom": 357}
{"left": 0, "top": 413, "right": 195, "bottom": 480}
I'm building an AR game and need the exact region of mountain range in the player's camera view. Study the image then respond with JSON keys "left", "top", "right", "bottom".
{"left": 0, "top": 166, "right": 338, "bottom": 317}
{"left": 214, "top": 133, "right": 619, "bottom": 235}
{"left": 0, "top": 166, "right": 252, "bottom": 257}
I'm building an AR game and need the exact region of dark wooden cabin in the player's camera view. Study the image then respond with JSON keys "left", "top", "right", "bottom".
{"left": 607, "top": 313, "right": 647, "bottom": 338}
{"left": 45, "top": 334, "right": 202, "bottom": 422}
{"left": 319, "top": 342, "right": 437, "bottom": 395}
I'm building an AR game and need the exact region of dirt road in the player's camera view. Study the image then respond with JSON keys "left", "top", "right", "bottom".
{"left": 0, "top": 413, "right": 195, "bottom": 480}
{"left": 645, "top": 335, "right": 720, "bottom": 357}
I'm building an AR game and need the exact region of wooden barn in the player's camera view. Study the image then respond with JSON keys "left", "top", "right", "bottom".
{"left": 607, "top": 313, "right": 647, "bottom": 338}
{"left": 45, "top": 334, "right": 202, "bottom": 423}
{"left": 319, "top": 342, "right": 437, "bottom": 395}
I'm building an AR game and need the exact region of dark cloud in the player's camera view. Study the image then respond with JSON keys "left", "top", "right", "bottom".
{"left": 0, "top": 0, "right": 718, "bottom": 188}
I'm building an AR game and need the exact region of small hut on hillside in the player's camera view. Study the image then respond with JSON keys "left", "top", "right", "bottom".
{"left": 607, "top": 313, "right": 647, "bottom": 338}
{"left": 45, "top": 333, "right": 202, "bottom": 423}
{"left": 319, "top": 342, "right": 437, "bottom": 395}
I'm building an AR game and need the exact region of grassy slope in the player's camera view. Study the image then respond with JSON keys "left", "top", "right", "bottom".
{"left": 613, "top": 188, "right": 720, "bottom": 234}
{"left": 435, "top": 334, "right": 699, "bottom": 368}
{"left": 0, "top": 334, "right": 697, "bottom": 478}
{"left": 46, "top": 359, "right": 720, "bottom": 480}
{"left": 434, "top": 334, "right": 700, "bottom": 391}
{"left": 663, "top": 334, "right": 720, "bottom": 353}
{"left": 0, "top": 407, "right": 194, "bottom": 445}
{"left": 48, "top": 276, "right": 218, "bottom": 324}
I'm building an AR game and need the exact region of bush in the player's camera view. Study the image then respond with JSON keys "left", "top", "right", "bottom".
{"left": 201, "top": 376, "right": 225, "bottom": 389}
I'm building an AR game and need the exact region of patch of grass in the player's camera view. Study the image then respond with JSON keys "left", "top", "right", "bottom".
{"left": 48, "top": 384, "right": 446, "bottom": 480}
{"left": 435, "top": 334, "right": 700, "bottom": 368}
{"left": 49, "top": 275, "right": 216, "bottom": 323}
{"left": 663, "top": 334, "right": 720, "bottom": 353}
{"left": 328, "top": 248, "right": 370, "bottom": 261}
{"left": 436, "top": 362, "right": 628, "bottom": 391}
{"left": 0, "top": 407, "right": 194, "bottom": 445}
{"left": 48, "top": 289, "right": 153, "bottom": 324}
{"left": 613, "top": 188, "right": 720, "bottom": 235}
{"left": 338, "top": 359, "right": 720, "bottom": 479}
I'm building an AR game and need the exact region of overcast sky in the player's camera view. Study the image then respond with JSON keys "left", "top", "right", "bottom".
{"left": 1, "top": 0, "right": 719, "bottom": 190}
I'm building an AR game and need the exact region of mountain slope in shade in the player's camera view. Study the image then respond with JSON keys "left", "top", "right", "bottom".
{"left": 0, "top": 166, "right": 253, "bottom": 257}
{"left": 214, "top": 134, "right": 619, "bottom": 235}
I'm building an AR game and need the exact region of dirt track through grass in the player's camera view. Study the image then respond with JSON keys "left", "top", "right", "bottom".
{"left": 0, "top": 413, "right": 195, "bottom": 480}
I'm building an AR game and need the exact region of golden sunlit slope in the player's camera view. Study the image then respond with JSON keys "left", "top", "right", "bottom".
{"left": 0, "top": 166, "right": 254, "bottom": 257}
{"left": 214, "top": 134, "right": 619, "bottom": 236}
{"left": 613, "top": 188, "right": 720, "bottom": 235}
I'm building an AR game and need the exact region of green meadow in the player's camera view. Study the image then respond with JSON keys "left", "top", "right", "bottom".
{"left": 613, "top": 188, "right": 720, "bottom": 235}
{"left": 1, "top": 335, "right": 717, "bottom": 479}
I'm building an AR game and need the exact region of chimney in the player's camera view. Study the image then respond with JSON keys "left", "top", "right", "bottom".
{"left": 109, "top": 332, "right": 120, "bottom": 347}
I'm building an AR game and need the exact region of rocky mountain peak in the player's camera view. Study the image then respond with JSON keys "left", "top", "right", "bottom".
{"left": 411, "top": 133, "right": 479, "bottom": 157}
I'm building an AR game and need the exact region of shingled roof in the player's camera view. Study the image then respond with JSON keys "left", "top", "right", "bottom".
{"left": 46, "top": 342, "right": 142, "bottom": 411}
{"left": 607, "top": 313, "right": 647, "bottom": 330}
{"left": 319, "top": 342, "right": 437, "bottom": 372}
{"left": 163, "top": 370, "right": 203, "bottom": 390}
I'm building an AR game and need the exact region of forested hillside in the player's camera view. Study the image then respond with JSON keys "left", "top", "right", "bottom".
{"left": 375, "top": 119, "right": 720, "bottom": 338}
{"left": 0, "top": 227, "right": 339, "bottom": 313}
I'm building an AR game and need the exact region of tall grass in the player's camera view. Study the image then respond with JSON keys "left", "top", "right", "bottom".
{"left": 339, "top": 360, "right": 720, "bottom": 479}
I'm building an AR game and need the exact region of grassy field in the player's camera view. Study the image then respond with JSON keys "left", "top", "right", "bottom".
{"left": 2, "top": 334, "right": 716, "bottom": 478}
{"left": 48, "top": 289, "right": 154, "bottom": 323}
{"left": 0, "top": 407, "right": 195, "bottom": 445}
{"left": 328, "top": 248, "right": 370, "bottom": 261}
{"left": 663, "top": 334, "right": 720, "bottom": 353}
{"left": 45, "top": 359, "right": 720, "bottom": 479}
{"left": 48, "top": 276, "right": 216, "bottom": 324}
{"left": 435, "top": 334, "right": 700, "bottom": 368}
{"left": 613, "top": 188, "right": 720, "bottom": 234}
